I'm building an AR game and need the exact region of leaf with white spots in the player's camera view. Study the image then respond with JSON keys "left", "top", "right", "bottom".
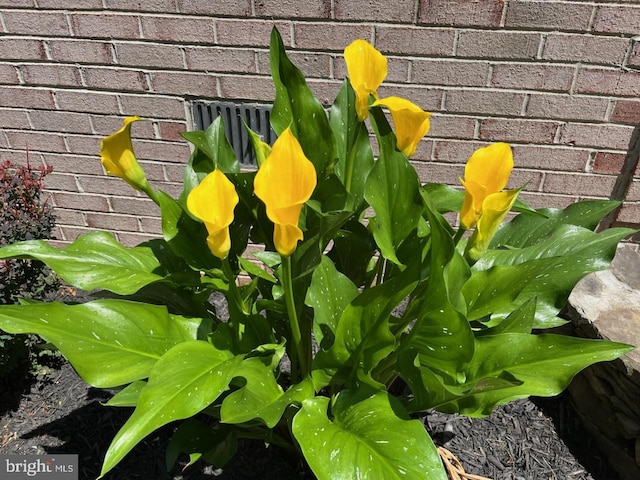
{"left": 100, "top": 340, "right": 242, "bottom": 478}
{"left": 292, "top": 389, "right": 447, "bottom": 480}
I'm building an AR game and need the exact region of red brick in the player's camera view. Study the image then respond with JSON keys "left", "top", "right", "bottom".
{"left": 526, "top": 94, "right": 610, "bottom": 122}
{"left": 433, "top": 139, "right": 486, "bottom": 164}
{"left": 70, "top": 13, "right": 141, "bottom": 39}
{"left": 593, "top": 5, "right": 640, "bottom": 35}
{"left": 412, "top": 161, "right": 464, "bottom": 185}
{"left": 59, "top": 226, "right": 97, "bottom": 243}
{"left": 333, "top": 54, "right": 409, "bottom": 83}
{"left": 55, "top": 90, "right": 120, "bottom": 114}
{"left": 505, "top": 1, "right": 593, "bottom": 31}
{"left": 0, "top": 0, "right": 34, "bottom": 5}
{"left": 560, "top": 123, "right": 635, "bottom": 150}
{"left": 491, "top": 63, "right": 574, "bottom": 92}
{"left": 616, "top": 203, "right": 640, "bottom": 224}
{"left": 611, "top": 100, "right": 640, "bottom": 124}
{"left": 0, "top": 148, "right": 46, "bottom": 167}
{"left": 257, "top": 0, "right": 330, "bottom": 18}
{"left": 0, "top": 38, "right": 46, "bottom": 61}
{"left": 163, "top": 163, "right": 185, "bottom": 183}
{"left": 141, "top": 16, "right": 214, "bottom": 44}
{"left": 418, "top": 0, "right": 504, "bottom": 27}
{"left": 115, "top": 42, "right": 185, "bottom": 69}
{"left": 5, "top": 130, "right": 67, "bottom": 153}
{"left": 44, "top": 172, "right": 79, "bottom": 192}
{"left": 132, "top": 139, "right": 191, "bottom": 163}
{"left": 0, "top": 86, "right": 55, "bottom": 109}
{"left": 542, "top": 34, "right": 627, "bottom": 66}
{"left": 53, "top": 191, "right": 109, "bottom": 212}
{"left": 119, "top": 94, "right": 186, "bottom": 119}
{"left": 19, "top": 64, "right": 82, "bottom": 88}
{"left": 64, "top": 134, "right": 101, "bottom": 156}
{"left": 47, "top": 39, "right": 114, "bottom": 64}
{"left": 138, "top": 216, "right": 163, "bottom": 235}
{"left": 377, "top": 85, "right": 443, "bottom": 112}
{"left": 219, "top": 74, "right": 275, "bottom": 102}
{"left": 294, "top": 22, "right": 372, "bottom": 51}
{"left": 41, "top": 152, "right": 104, "bottom": 175}
{"left": 626, "top": 182, "right": 640, "bottom": 202}
{"left": 37, "top": 0, "right": 103, "bottom": 7}
{"left": 217, "top": 20, "right": 292, "bottom": 47}
{"left": 29, "top": 110, "right": 93, "bottom": 134}
{"left": 177, "top": 0, "right": 250, "bottom": 15}
{"left": 105, "top": 0, "right": 177, "bottom": 11}
{"left": 53, "top": 209, "right": 86, "bottom": 227}
{"left": 510, "top": 169, "right": 544, "bottom": 191}
{"left": 335, "top": 0, "right": 415, "bottom": 22}
{"left": 593, "top": 151, "right": 625, "bottom": 175}
{"left": 150, "top": 71, "right": 217, "bottom": 97}
{"left": 185, "top": 46, "right": 256, "bottom": 73}
{"left": 306, "top": 79, "right": 343, "bottom": 106}
{"left": 83, "top": 67, "right": 149, "bottom": 92}
{"left": 375, "top": 26, "right": 455, "bottom": 56}
{"left": 80, "top": 175, "right": 150, "bottom": 197}
{"left": 0, "top": 108, "right": 30, "bottom": 130}
{"left": 116, "top": 231, "right": 159, "bottom": 247}
{"left": 519, "top": 192, "right": 578, "bottom": 210}
{"left": 158, "top": 121, "right": 188, "bottom": 142}
{"left": 156, "top": 181, "right": 183, "bottom": 198}
{"left": 262, "top": 51, "right": 332, "bottom": 79}
{"left": 543, "top": 172, "right": 616, "bottom": 197}
{"left": 629, "top": 40, "right": 640, "bottom": 69}
{"left": 427, "top": 114, "right": 476, "bottom": 139}
{"left": 457, "top": 31, "right": 540, "bottom": 60}
{"left": 479, "top": 118, "right": 560, "bottom": 143}
{"left": 446, "top": 89, "right": 524, "bottom": 116}
{"left": 511, "top": 145, "right": 589, "bottom": 172}
{"left": 411, "top": 59, "right": 489, "bottom": 87}
{"left": 0, "top": 64, "right": 18, "bottom": 84}
{"left": 3, "top": 11, "right": 70, "bottom": 36}
{"left": 91, "top": 115, "right": 156, "bottom": 138}
{"left": 85, "top": 212, "right": 140, "bottom": 231}
{"left": 574, "top": 67, "right": 640, "bottom": 96}
{"left": 109, "top": 195, "right": 158, "bottom": 216}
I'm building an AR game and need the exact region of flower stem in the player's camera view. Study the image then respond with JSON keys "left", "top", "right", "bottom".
{"left": 281, "top": 255, "right": 307, "bottom": 381}
{"left": 222, "top": 258, "right": 250, "bottom": 316}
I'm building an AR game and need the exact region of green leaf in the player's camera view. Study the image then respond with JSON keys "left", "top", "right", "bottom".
{"left": 166, "top": 419, "right": 237, "bottom": 470}
{"left": 181, "top": 117, "right": 240, "bottom": 174}
{"left": 0, "top": 300, "right": 199, "bottom": 387}
{"left": 292, "top": 389, "right": 447, "bottom": 480}
{"left": 0, "top": 231, "right": 163, "bottom": 295}
{"left": 270, "top": 27, "right": 336, "bottom": 177}
{"left": 105, "top": 381, "right": 146, "bottom": 407}
{"left": 100, "top": 340, "right": 242, "bottom": 478}
{"left": 221, "top": 357, "right": 314, "bottom": 427}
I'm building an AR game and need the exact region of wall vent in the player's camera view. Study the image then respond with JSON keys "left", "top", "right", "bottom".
{"left": 192, "top": 101, "right": 276, "bottom": 168}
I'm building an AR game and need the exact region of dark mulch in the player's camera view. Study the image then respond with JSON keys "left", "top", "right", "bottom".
{"left": 0, "top": 359, "right": 621, "bottom": 480}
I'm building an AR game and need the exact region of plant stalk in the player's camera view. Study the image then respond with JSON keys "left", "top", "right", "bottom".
{"left": 281, "top": 255, "right": 307, "bottom": 381}
{"left": 222, "top": 258, "right": 250, "bottom": 316}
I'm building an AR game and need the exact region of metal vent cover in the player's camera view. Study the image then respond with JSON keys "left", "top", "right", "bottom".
{"left": 192, "top": 101, "right": 276, "bottom": 168}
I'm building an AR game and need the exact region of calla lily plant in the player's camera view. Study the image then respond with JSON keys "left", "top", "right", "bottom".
{"left": 0, "top": 27, "right": 633, "bottom": 480}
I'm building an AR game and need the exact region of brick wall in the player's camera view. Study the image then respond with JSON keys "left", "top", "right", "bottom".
{"left": 0, "top": 0, "right": 638, "bottom": 246}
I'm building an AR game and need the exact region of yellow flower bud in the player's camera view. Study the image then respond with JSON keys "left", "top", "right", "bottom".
{"left": 344, "top": 39, "right": 388, "bottom": 121}
{"left": 372, "top": 96, "right": 432, "bottom": 158}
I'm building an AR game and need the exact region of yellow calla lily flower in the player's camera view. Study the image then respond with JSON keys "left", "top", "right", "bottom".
{"left": 459, "top": 143, "right": 514, "bottom": 230}
{"left": 344, "top": 39, "right": 388, "bottom": 121}
{"left": 187, "top": 169, "right": 239, "bottom": 259}
{"left": 372, "top": 96, "right": 432, "bottom": 158}
{"left": 100, "top": 116, "right": 151, "bottom": 194}
{"left": 254, "top": 128, "right": 317, "bottom": 257}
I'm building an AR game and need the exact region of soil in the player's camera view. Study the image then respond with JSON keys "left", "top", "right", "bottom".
{"left": 0, "top": 359, "right": 621, "bottom": 480}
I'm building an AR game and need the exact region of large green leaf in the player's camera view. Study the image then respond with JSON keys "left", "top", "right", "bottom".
{"left": 166, "top": 419, "right": 237, "bottom": 470}
{"left": 0, "top": 231, "right": 162, "bottom": 295}
{"left": 0, "top": 300, "right": 199, "bottom": 387}
{"left": 292, "top": 389, "right": 447, "bottom": 480}
{"left": 100, "top": 340, "right": 242, "bottom": 478}
{"left": 220, "top": 357, "right": 314, "bottom": 427}
{"left": 270, "top": 27, "right": 336, "bottom": 177}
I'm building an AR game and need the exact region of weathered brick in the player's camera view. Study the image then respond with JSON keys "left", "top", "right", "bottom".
{"left": 86, "top": 212, "right": 140, "bottom": 231}
{"left": 491, "top": 63, "right": 574, "bottom": 92}
{"left": 64, "top": 134, "right": 101, "bottom": 156}
{"left": 446, "top": 89, "right": 524, "bottom": 116}
{"left": 41, "top": 152, "right": 104, "bottom": 175}
{"left": 141, "top": 15, "right": 214, "bottom": 44}
{"left": 412, "top": 59, "right": 489, "bottom": 87}
{"left": 91, "top": 115, "right": 156, "bottom": 138}
{"left": 505, "top": 1, "right": 593, "bottom": 32}
{"left": 0, "top": 38, "right": 46, "bottom": 61}
{"left": 574, "top": 67, "right": 640, "bottom": 96}
{"left": 37, "top": 0, "right": 103, "bottom": 7}
{"left": 19, "top": 64, "right": 82, "bottom": 88}
{"left": 611, "top": 100, "right": 640, "bottom": 124}
{"left": 52, "top": 191, "right": 109, "bottom": 212}
{"left": 71, "top": 13, "right": 141, "bottom": 39}
{"left": 626, "top": 181, "right": 640, "bottom": 202}
{"left": 47, "top": 39, "right": 114, "bottom": 64}
{"left": 114, "top": 42, "right": 184, "bottom": 69}
{"left": 217, "top": 20, "right": 292, "bottom": 47}
{"left": 375, "top": 26, "right": 455, "bottom": 56}
{"left": 0, "top": 148, "right": 45, "bottom": 167}
{"left": 55, "top": 90, "right": 120, "bottom": 114}
{"left": 219, "top": 74, "right": 275, "bottom": 102}
{"left": 0, "top": 64, "right": 18, "bottom": 84}
{"left": 593, "top": 5, "right": 640, "bottom": 35}
{"left": 177, "top": 0, "right": 250, "bottom": 15}
{"left": 333, "top": 55, "right": 409, "bottom": 83}
{"left": 109, "top": 195, "right": 157, "bottom": 216}
{"left": 616, "top": 203, "right": 640, "bottom": 224}
{"left": 427, "top": 114, "right": 476, "bottom": 139}
{"left": 185, "top": 46, "right": 256, "bottom": 73}
{"left": 457, "top": 31, "right": 540, "bottom": 60}
{"left": 5, "top": 130, "right": 67, "bottom": 153}
{"left": 432, "top": 139, "right": 485, "bottom": 164}
{"left": 0, "top": 108, "right": 30, "bottom": 130}
{"left": 3, "top": 10, "right": 70, "bottom": 36}
{"left": 105, "top": 0, "right": 177, "bottom": 11}
{"left": 542, "top": 34, "right": 628, "bottom": 66}
{"left": 29, "top": 110, "right": 93, "bottom": 134}
{"left": 132, "top": 139, "right": 191, "bottom": 163}
{"left": 150, "top": 71, "right": 217, "bottom": 96}
{"left": 83, "top": 67, "right": 149, "bottom": 92}
{"left": 543, "top": 172, "right": 616, "bottom": 197}
{"left": 53, "top": 209, "right": 86, "bottom": 227}
{"left": 593, "top": 151, "right": 625, "bottom": 175}
{"left": 526, "top": 94, "right": 610, "bottom": 122}
{"left": 511, "top": 145, "right": 589, "bottom": 172}
{"left": 335, "top": 0, "right": 415, "bottom": 23}
{"left": 78, "top": 174, "right": 145, "bottom": 196}
{"left": 44, "top": 172, "right": 80, "bottom": 192}
{"left": 479, "top": 118, "right": 560, "bottom": 143}
{"left": 294, "top": 23, "right": 372, "bottom": 51}
{"left": 157, "top": 121, "right": 187, "bottom": 142}
{"left": 418, "top": 0, "right": 504, "bottom": 27}
{"left": 629, "top": 40, "right": 640, "bottom": 69}
{"left": 0, "top": 86, "right": 55, "bottom": 109}
{"left": 0, "top": 0, "right": 34, "bottom": 6}
{"left": 119, "top": 94, "right": 186, "bottom": 119}
{"left": 560, "top": 122, "right": 635, "bottom": 150}
{"left": 257, "top": 0, "right": 330, "bottom": 18}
